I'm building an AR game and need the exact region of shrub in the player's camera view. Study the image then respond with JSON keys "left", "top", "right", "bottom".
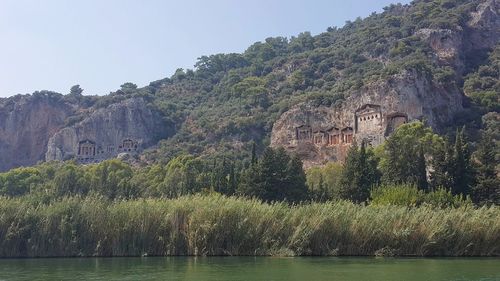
{"left": 370, "top": 184, "right": 472, "bottom": 208}
{"left": 370, "top": 184, "right": 423, "bottom": 207}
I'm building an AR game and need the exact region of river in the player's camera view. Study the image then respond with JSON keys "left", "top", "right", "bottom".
{"left": 0, "top": 257, "right": 499, "bottom": 281}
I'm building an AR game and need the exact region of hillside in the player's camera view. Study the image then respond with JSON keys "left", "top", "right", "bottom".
{"left": 0, "top": 0, "right": 498, "bottom": 171}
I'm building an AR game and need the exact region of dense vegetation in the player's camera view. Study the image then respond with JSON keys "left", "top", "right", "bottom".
{"left": 0, "top": 121, "right": 496, "bottom": 206}
{"left": 2, "top": 0, "right": 496, "bottom": 164}
{"left": 463, "top": 45, "right": 500, "bottom": 112}
{"left": 0, "top": 0, "right": 498, "bottom": 257}
{"left": 0, "top": 195, "right": 498, "bottom": 258}
{"left": 1, "top": 119, "right": 497, "bottom": 257}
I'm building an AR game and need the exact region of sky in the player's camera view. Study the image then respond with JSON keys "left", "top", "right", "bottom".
{"left": 0, "top": 0, "right": 411, "bottom": 98}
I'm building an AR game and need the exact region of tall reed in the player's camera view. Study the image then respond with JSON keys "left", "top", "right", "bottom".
{"left": 0, "top": 194, "right": 498, "bottom": 257}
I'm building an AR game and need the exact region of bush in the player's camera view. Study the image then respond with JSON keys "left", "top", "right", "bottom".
{"left": 370, "top": 184, "right": 423, "bottom": 207}
{"left": 423, "top": 188, "right": 472, "bottom": 208}
{"left": 370, "top": 184, "right": 472, "bottom": 208}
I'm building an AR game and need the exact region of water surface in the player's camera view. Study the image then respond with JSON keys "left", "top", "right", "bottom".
{"left": 0, "top": 257, "right": 499, "bottom": 281}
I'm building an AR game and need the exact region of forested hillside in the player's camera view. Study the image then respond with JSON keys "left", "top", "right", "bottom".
{"left": 139, "top": 0, "right": 498, "bottom": 162}
{"left": 0, "top": 0, "right": 498, "bottom": 258}
{"left": 0, "top": 0, "right": 495, "bottom": 165}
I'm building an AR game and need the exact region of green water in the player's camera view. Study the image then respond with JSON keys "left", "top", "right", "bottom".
{"left": 0, "top": 257, "right": 499, "bottom": 281}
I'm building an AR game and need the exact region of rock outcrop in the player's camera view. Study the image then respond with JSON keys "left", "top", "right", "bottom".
{"left": 0, "top": 93, "right": 75, "bottom": 171}
{"left": 271, "top": 70, "right": 463, "bottom": 168}
{"left": 46, "top": 98, "right": 171, "bottom": 163}
{"left": 272, "top": 2, "right": 499, "bottom": 168}
{"left": 416, "top": 0, "right": 499, "bottom": 74}
{"left": 466, "top": 0, "right": 500, "bottom": 53}
{"left": 416, "top": 28, "right": 464, "bottom": 71}
{"left": 0, "top": 0, "right": 497, "bottom": 172}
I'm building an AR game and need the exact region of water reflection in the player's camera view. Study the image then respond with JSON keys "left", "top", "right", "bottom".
{"left": 0, "top": 257, "right": 499, "bottom": 281}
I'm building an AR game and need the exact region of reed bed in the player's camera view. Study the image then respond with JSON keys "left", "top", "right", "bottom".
{"left": 0, "top": 195, "right": 498, "bottom": 257}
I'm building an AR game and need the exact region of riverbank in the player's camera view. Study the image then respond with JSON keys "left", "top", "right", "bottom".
{"left": 0, "top": 195, "right": 498, "bottom": 257}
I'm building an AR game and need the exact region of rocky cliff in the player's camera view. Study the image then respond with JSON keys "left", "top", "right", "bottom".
{"left": 0, "top": 93, "right": 75, "bottom": 171}
{"left": 0, "top": 93, "right": 171, "bottom": 172}
{"left": 416, "top": 0, "right": 499, "bottom": 74}
{"left": 270, "top": 0, "right": 499, "bottom": 168}
{"left": 45, "top": 98, "right": 171, "bottom": 163}
{"left": 0, "top": 0, "right": 497, "bottom": 172}
{"left": 271, "top": 70, "right": 463, "bottom": 168}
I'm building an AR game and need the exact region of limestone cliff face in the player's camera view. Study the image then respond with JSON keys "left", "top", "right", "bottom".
{"left": 416, "top": 0, "right": 499, "bottom": 73}
{"left": 45, "top": 98, "right": 171, "bottom": 163}
{"left": 466, "top": 0, "right": 500, "bottom": 53}
{"left": 271, "top": 2, "right": 499, "bottom": 168}
{"left": 271, "top": 70, "right": 463, "bottom": 168}
{"left": 0, "top": 94, "right": 74, "bottom": 171}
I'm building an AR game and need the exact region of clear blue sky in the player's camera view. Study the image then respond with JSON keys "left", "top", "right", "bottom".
{"left": 0, "top": 0, "right": 410, "bottom": 98}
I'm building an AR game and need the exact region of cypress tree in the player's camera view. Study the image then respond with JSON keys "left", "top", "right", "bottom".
{"left": 237, "top": 162, "right": 263, "bottom": 199}
{"left": 238, "top": 147, "right": 308, "bottom": 203}
{"left": 251, "top": 142, "right": 258, "bottom": 166}
{"left": 451, "top": 127, "right": 475, "bottom": 195}
{"left": 210, "top": 158, "right": 217, "bottom": 191}
{"left": 263, "top": 147, "right": 290, "bottom": 202}
{"left": 430, "top": 139, "right": 453, "bottom": 190}
{"left": 316, "top": 173, "right": 326, "bottom": 201}
{"left": 285, "top": 154, "right": 308, "bottom": 202}
{"left": 340, "top": 141, "right": 379, "bottom": 203}
{"left": 357, "top": 141, "right": 371, "bottom": 201}
{"left": 381, "top": 136, "right": 402, "bottom": 184}
{"left": 340, "top": 141, "right": 360, "bottom": 201}
{"left": 415, "top": 145, "right": 428, "bottom": 190}
{"left": 473, "top": 133, "right": 499, "bottom": 204}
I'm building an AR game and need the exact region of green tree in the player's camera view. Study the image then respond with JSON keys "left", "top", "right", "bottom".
{"left": 120, "top": 82, "right": 138, "bottom": 91}
{"left": 307, "top": 162, "right": 343, "bottom": 201}
{"left": 250, "top": 141, "right": 258, "bottom": 166}
{"left": 285, "top": 155, "right": 308, "bottom": 201}
{"left": 340, "top": 141, "right": 380, "bottom": 203}
{"left": 69, "top": 85, "right": 83, "bottom": 96}
{"left": 0, "top": 167, "right": 43, "bottom": 197}
{"left": 430, "top": 140, "right": 453, "bottom": 190}
{"left": 416, "top": 145, "right": 428, "bottom": 190}
{"left": 450, "top": 127, "right": 475, "bottom": 195}
{"left": 53, "top": 162, "right": 87, "bottom": 196}
{"left": 379, "top": 122, "right": 442, "bottom": 189}
{"left": 473, "top": 132, "right": 499, "bottom": 204}
{"left": 85, "top": 159, "right": 136, "bottom": 199}
{"left": 238, "top": 147, "right": 307, "bottom": 202}
{"left": 160, "top": 155, "right": 205, "bottom": 197}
